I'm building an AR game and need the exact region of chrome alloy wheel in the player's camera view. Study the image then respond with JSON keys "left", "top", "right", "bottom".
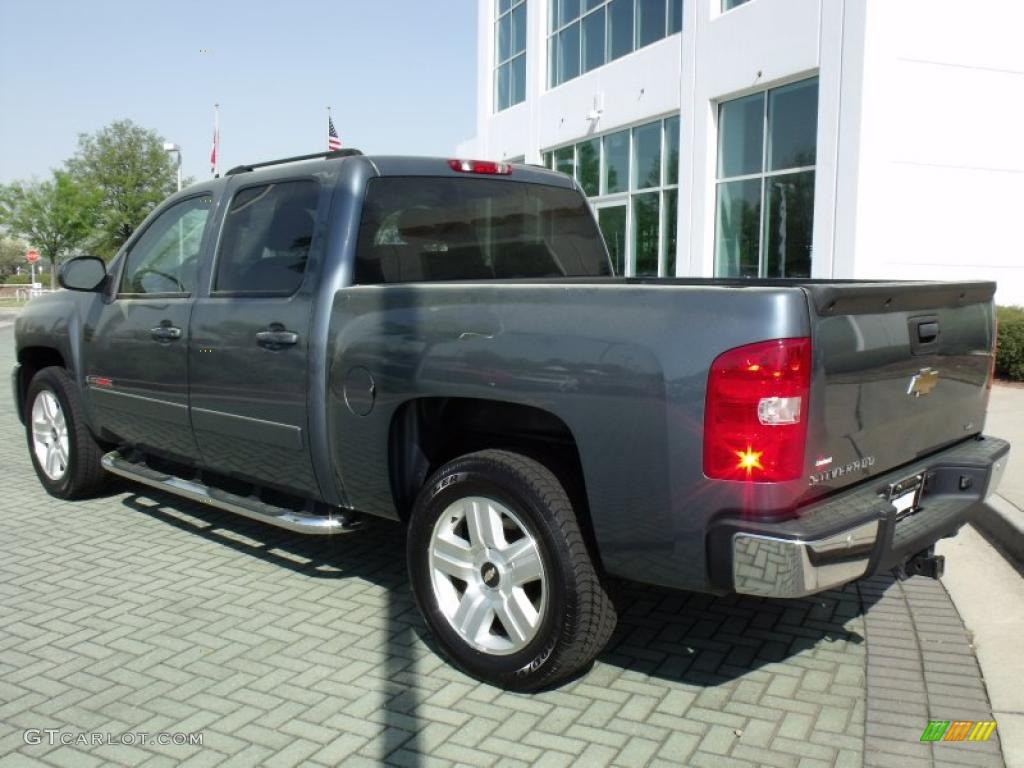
{"left": 31, "top": 390, "right": 69, "bottom": 481}
{"left": 429, "top": 496, "right": 547, "bottom": 655}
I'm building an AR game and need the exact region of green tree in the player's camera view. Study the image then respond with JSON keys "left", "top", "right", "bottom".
{"left": 65, "top": 119, "right": 179, "bottom": 259}
{"left": 0, "top": 172, "right": 99, "bottom": 289}
{"left": 0, "top": 235, "right": 29, "bottom": 279}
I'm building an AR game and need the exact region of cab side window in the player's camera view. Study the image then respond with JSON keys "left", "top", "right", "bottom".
{"left": 214, "top": 180, "right": 319, "bottom": 295}
{"left": 120, "top": 196, "right": 212, "bottom": 295}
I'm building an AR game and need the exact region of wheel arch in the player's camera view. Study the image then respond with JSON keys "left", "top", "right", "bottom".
{"left": 15, "top": 346, "right": 67, "bottom": 424}
{"left": 387, "top": 397, "right": 603, "bottom": 570}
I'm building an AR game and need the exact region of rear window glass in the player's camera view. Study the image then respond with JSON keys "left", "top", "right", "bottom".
{"left": 353, "top": 178, "right": 612, "bottom": 284}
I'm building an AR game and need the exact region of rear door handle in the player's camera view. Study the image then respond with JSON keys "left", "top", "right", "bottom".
{"left": 256, "top": 327, "right": 299, "bottom": 349}
{"left": 150, "top": 325, "right": 182, "bottom": 341}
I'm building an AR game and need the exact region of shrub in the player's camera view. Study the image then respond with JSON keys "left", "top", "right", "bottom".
{"left": 3, "top": 272, "right": 51, "bottom": 285}
{"left": 996, "top": 305, "right": 1024, "bottom": 381}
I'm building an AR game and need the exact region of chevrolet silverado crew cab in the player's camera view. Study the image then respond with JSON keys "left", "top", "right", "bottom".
{"left": 14, "top": 150, "right": 1009, "bottom": 690}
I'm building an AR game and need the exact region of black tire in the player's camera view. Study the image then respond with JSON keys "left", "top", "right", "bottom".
{"left": 24, "top": 367, "right": 109, "bottom": 499}
{"left": 407, "top": 449, "right": 616, "bottom": 691}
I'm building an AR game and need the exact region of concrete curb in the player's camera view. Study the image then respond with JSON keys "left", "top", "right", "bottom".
{"left": 974, "top": 493, "right": 1024, "bottom": 567}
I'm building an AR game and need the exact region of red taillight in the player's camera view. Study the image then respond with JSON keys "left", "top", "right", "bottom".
{"left": 448, "top": 158, "right": 512, "bottom": 175}
{"left": 703, "top": 337, "right": 811, "bottom": 483}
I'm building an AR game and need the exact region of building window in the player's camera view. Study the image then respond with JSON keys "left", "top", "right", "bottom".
{"left": 543, "top": 114, "right": 681, "bottom": 277}
{"left": 714, "top": 77, "right": 817, "bottom": 278}
{"left": 722, "top": 0, "right": 751, "bottom": 11}
{"left": 548, "top": 0, "right": 683, "bottom": 89}
{"left": 495, "top": 0, "right": 527, "bottom": 112}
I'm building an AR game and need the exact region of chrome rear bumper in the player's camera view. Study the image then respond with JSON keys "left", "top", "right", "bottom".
{"left": 732, "top": 520, "right": 879, "bottom": 598}
{"left": 721, "top": 436, "right": 1009, "bottom": 599}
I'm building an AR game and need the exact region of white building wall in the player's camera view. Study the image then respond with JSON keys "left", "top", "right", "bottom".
{"left": 461, "top": 0, "right": 1024, "bottom": 306}
{"left": 850, "top": 0, "right": 1024, "bottom": 305}
{"left": 685, "top": 0, "right": 829, "bottom": 277}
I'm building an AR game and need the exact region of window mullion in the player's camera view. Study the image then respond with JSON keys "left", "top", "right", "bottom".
{"left": 758, "top": 90, "right": 769, "bottom": 278}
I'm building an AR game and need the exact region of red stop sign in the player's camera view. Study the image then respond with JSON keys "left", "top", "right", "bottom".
{"left": 26, "top": 249, "right": 39, "bottom": 264}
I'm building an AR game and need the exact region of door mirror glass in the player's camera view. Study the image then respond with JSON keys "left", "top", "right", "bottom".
{"left": 59, "top": 256, "right": 107, "bottom": 292}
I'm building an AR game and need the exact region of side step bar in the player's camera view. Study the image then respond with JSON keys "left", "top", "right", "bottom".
{"left": 101, "top": 450, "right": 352, "bottom": 534}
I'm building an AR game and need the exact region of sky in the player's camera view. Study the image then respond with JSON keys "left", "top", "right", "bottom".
{"left": 0, "top": 0, "right": 479, "bottom": 185}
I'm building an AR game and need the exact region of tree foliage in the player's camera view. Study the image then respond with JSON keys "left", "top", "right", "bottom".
{"left": 65, "top": 119, "right": 179, "bottom": 259}
{"left": 0, "top": 235, "right": 29, "bottom": 279}
{"left": 996, "top": 305, "right": 1024, "bottom": 382}
{"left": 0, "top": 172, "right": 99, "bottom": 288}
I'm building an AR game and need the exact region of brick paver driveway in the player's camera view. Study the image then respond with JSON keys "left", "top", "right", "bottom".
{"left": 0, "top": 326, "right": 1004, "bottom": 767}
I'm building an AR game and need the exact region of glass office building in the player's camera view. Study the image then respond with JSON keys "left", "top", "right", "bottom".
{"left": 459, "top": 0, "right": 1024, "bottom": 303}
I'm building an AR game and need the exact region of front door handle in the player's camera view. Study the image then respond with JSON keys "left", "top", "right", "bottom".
{"left": 256, "top": 326, "right": 299, "bottom": 350}
{"left": 150, "top": 325, "right": 182, "bottom": 341}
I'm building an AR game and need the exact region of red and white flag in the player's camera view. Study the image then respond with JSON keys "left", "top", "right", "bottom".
{"left": 328, "top": 115, "right": 342, "bottom": 151}
{"left": 210, "top": 104, "right": 220, "bottom": 175}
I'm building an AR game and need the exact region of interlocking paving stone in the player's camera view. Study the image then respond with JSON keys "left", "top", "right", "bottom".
{"left": 0, "top": 326, "right": 1005, "bottom": 766}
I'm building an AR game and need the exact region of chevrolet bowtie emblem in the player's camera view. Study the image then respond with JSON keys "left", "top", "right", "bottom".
{"left": 907, "top": 368, "right": 939, "bottom": 397}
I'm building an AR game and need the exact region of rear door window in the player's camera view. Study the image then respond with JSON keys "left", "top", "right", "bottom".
{"left": 354, "top": 178, "right": 611, "bottom": 284}
{"left": 214, "top": 180, "right": 319, "bottom": 295}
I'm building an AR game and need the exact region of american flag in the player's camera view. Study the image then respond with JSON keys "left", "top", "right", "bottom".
{"left": 328, "top": 116, "right": 342, "bottom": 151}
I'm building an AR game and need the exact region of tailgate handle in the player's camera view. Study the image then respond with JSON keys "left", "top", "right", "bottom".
{"left": 917, "top": 321, "right": 939, "bottom": 343}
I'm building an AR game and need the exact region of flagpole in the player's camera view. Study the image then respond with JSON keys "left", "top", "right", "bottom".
{"left": 327, "top": 106, "right": 331, "bottom": 151}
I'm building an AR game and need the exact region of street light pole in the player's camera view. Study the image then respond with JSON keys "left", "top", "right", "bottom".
{"left": 163, "top": 142, "right": 182, "bottom": 191}
{"left": 163, "top": 143, "right": 184, "bottom": 267}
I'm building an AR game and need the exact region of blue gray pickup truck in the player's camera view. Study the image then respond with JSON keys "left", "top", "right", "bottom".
{"left": 13, "top": 150, "right": 1009, "bottom": 689}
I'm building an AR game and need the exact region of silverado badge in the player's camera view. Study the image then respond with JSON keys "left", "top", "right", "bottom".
{"left": 907, "top": 367, "right": 939, "bottom": 398}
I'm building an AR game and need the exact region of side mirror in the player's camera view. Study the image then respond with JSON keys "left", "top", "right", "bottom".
{"left": 59, "top": 256, "right": 107, "bottom": 292}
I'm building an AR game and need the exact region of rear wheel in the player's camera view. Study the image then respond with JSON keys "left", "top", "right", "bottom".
{"left": 25, "top": 367, "right": 109, "bottom": 499}
{"left": 407, "top": 449, "right": 616, "bottom": 690}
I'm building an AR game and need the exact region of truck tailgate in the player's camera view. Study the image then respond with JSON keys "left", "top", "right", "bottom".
{"left": 805, "top": 281, "right": 996, "bottom": 493}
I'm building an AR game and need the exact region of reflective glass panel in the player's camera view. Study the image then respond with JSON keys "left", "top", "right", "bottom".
{"left": 715, "top": 178, "right": 761, "bottom": 277}
{"left": 554, "top": 146, "right": 575, "bottom": 178}
{"left": 664, "top": 188, "right": 678, "bottom": 276}
{"left": 576, "top": 138, "right": 600, "bottom": 196}
{"left": 497, "top": 14, "right": 511, "bottom": 63}
{"left": 603, "top": 129, "right": 629, "bottom": 194}
{"left": 718, "top": 92, "right": 764, "bottom": 178}
{"left": 495, "top": 64, "right": 510, "bottom": 111}
{"left": 633, "top": 192, "right": 659, "bottom": 276}
{"left": 636, "top": 0, "right": 666, "bottom": 49}
{"left": 608, "top": 0, "right": 634, "bottom": 61}
{"left": 767, "top": 78, "right": 818, "bottom": 171}
{"left": 763, "top": 171, "right": 814, "bottom": 278}
{"left": 664, "top": 115, "right": 680, "bottom": 185}
{"left": 598, "top": 205, "right": 627, "bottom": 275}
{"left": 632, "top": 121, "right": 661, "bottom": 190}
{"left": 557, "top": 22, "right": 581, "bottom": 84}
{"left": 511, "top": 3, "right": 527, "bottom": 56}
{"left": 582, "top": 7, "right": 606, "bottom": 73}
{"left": 668, "top": 0, "right": 683, "bottom": 33}
{"left": 510, "top": 55, "right": 526, "bottom": 106}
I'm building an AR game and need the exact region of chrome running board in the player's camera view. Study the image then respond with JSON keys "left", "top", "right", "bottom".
{"left": 101, "top": 450, "right": 352, "bottom": 534}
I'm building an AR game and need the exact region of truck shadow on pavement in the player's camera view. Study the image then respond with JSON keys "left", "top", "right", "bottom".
{"left": 118, "top": 486, "right": 866, "bottom": 762}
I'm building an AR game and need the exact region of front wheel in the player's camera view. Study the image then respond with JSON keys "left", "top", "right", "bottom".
{"left": 24, "top": 367, "right": 109, "bottom": 499}
{"left": 407, "top": 450, "right": 616, "bottom": 690}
